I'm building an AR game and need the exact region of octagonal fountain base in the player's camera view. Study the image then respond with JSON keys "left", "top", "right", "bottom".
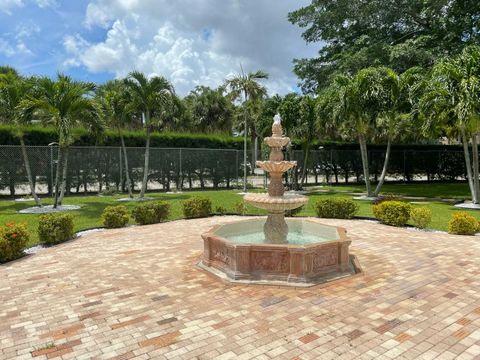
{"left": 200, "top": 218, "right": 361, "bottom": 287}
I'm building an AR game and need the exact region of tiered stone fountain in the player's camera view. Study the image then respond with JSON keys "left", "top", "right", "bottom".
{"left": 200, "top": 115, "right": 360, "bottom": 286}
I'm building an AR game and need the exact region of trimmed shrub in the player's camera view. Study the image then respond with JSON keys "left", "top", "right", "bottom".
{"left": 234, "top": 201, "right": 247, "bottom": 215}
{"left": 448, "top": 212, "right": 479, "bottom": 235}
{"left": 0, "top": 223, "right": 29, "bottom": 263}
{"left": 286, "top": 205, "right": 304, "bottom": 217}
{"left": 131, "top": 201, "right": 170, "bottom": 225}
{"left": 102, "top": 206, "right": 130, "bottom": 228}
{"left": 215, "top": 206, "right": 227, "bottom": 215}
{"left": 38, "top": 213, "right": 75, "bottom": 245}
{"left": 372, "top": 194, "right": 402, "bottom": 205}
{"left": 373, "top": 201, "right": 412, "bottom": 227}
{"left": 411, "top": 207, "right": 432, "bottom": 229}
{"left": 183, "top": 197, "right": 212, "bottom": 218}
{"left": 315, "top": 199, "right": 358, "bottom": 219}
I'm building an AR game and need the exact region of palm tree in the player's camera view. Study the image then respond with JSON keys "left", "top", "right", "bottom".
{"left": 420, "top": 46, "right": 480, "bottom": 203}
{"left": 19, "top": 74, "right": 102, "bottom": 208}
{"left": 124, "top": 71, "right": 174, "bottom": 198}
{"left": 225, "top": 70, "right": 268, "bottom": 191}
{"left": 96, "top": 80, "right": 134, "bottom": 198}
{"left": 0, "top": 70, "right": 42, "bottom": 206}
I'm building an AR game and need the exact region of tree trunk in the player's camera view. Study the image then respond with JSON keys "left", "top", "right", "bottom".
{"left": 19, "top": 136, "right": 41, "bottom": 207}
{"left": 358, "top": 133, "right": 373, "bottom": 197}
{"left": 243, "top": 92, "right": 248, "bottom": 192}
{"left": 461, "top": 130, "right": 476, "bottom": 202}
{"left": 251, "top": 133, "right": 257, "bottom": 175}
{"left": 53, "top": 146, "right": 64, "bottom": 208}
{"left": 374, "top": 137, "right": 392, "bottom": 196}
{"left": 120, "top": 133, "right": 133, "bottom": 198}
{"left": 140, "top": 111, "right": 151, "bottom": 198}
{"left": 300, "top": 144, "right": 310, "bottom": 188}
{"left": 58, "top": 146, "right": 69, "bottom": 205}
{"left": 471, "top": 133, "right": 480, "bottom": 204}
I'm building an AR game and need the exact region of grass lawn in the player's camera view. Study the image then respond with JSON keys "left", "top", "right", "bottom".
{"left": 1, "top": 182, "right": 479, "bottom": 247}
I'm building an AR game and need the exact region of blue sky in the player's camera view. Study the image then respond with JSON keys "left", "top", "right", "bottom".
{"left": 0, "top": 0, "right": 318, "bottom": 95}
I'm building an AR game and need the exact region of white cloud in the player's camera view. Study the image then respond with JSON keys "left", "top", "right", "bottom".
{"left": 0, "top": 0, "right": 24, "bottom": 14}
{"left": 35, "top": 0, "right": 58, "bottom": 8}
{"left": 65, "top": 0, "right": 317, "bottom": 95}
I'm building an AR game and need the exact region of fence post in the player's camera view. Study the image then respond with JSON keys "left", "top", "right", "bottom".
{"left": 119, "top": 146, "right": 123, "bottom": 191}
{"left": 235, "top": 150, "right": 239, "bottom": 188}
{"left": 179, "top": 148, "right": 183, "bottom": 191}
{"left": 50, "top": 146, "right": 54, "bottom": 197}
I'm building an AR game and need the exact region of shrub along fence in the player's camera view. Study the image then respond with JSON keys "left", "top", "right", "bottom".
{"left": 0, "top": 145, "right": 471, "bottom": 196}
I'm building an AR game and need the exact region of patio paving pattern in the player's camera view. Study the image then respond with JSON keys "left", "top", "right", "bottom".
{"left": 1, "top": 216, "right": 480, "bottom": 359}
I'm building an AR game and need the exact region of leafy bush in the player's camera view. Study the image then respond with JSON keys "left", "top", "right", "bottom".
{"left": 234, "top": 201, "right": 248, "bottom": 215}
{"left": 38, "top": 213, "right": 75, "bottom": 245}
{"left": 372, "top": 194, "right": 402, "bottom": 205}
{"left": 286, "top": 205, "right": 304, "bottom": 217}
{"left": 315, "top": 199, "right": 358, "bottom": 219}
{"left": 411, "top": 207, "right": 432, "bottom": 229}
{"left": 100, "top": 186, "right": 118, "bottom": 196}
{"left": 102, "top": 206, "right": 130, "bottom": 228}
{"left": 448, "top": 212, "right": 480, "bottom": 235}
{"left": 183, "top": 197, "right": 212, "bottom": 218}
{"left": 215, "top": 206, "right": 227, "bottom": 215}
{"left": 131, "top": 201, "right": 170, "bottom": 225}
{"left": 0, "top": 223, "right": 29, "bottom": 263}
{"left": 373, "top": 201, "right": 412, "bottom": 226}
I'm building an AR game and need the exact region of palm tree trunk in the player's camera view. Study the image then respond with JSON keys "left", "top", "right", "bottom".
{"left": 374, "top": 137, "right": 392, "bottom": 196}
{"left": 120, "top": 133, "right": 133, "bottom": 198}
{"left": 58, "top": 146, "right": 69, "bottom": 205}
{"left": 53, "top": 146, "right": 64, "bottom": 209}
{"left": 358, "top": 133, "right": 373, "bottom": 197}
{"left": 461, "top": 129, "right": 476, "bottom": 202}
{"left": 243, "top": 91, "right": 248, "bottom": 192}
{"left": 300, "top": 144, "right": 310, "bottom": 189}
{"left": 19, "top": 136, "right": 41, "bottom": 207}
{"left": 471, "top": 133, "right": 480, "bottom": 204}
{"left": 140, "top": 111, "right": 150, "bottom": 198}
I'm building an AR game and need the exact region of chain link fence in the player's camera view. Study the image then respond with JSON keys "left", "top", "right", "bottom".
{"left": 0, "top": 145, "right": 469, "bottom": 196}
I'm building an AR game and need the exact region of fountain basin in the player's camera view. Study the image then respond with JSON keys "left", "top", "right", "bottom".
{"left": 200, "top": 218, "right": 359, "bottom": 286}
{"left": 244, "top": 193, "right": 309, "bottom": 212}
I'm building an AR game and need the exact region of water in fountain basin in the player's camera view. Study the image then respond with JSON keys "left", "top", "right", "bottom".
{"left": 225, "top": 230, "right": 332, "bottom": 245}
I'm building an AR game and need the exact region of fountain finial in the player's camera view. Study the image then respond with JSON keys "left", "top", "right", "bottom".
{"left": 272, "top": 114, "right": 282, "bottom": 138}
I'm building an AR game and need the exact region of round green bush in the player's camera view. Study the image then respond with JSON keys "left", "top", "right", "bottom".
{"left": 315, "top": 199, "right": 358, "bottom": 219}
{"left": 372, "top": 201, "right": 412, "bottom": 226}
{"left": 183, "top": 197, "right": 212, "bottom": 218}
{"left": 410, "top": 207, "right": 432, "bottom": 229}
{"left": 102, "top": 205, "right": 130, "bottom": 228}
{"left": 0, "top": 223, "right": 29, "bottom": 263}
{"left": 131, "top": 201, "right": 170, "bottom": 225}
{"left": 38, "top": 213, "right": 75, "bottom": 245}
{"left": 448, "top": 212, "right": 479, "bottom": 235}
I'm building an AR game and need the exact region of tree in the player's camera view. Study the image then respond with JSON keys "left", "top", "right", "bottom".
{"left": 184, "top": 86, "right": 233, "bottom": 134}
{"left": 225, "top": 70, "right": 268, "bottom": 191}
{"left": 96, "top": 80, "right": 135, "bottom": 198}
{"left": 19, "top": 74, "right": 102, "bottom": 208}
{"left": 289, "top": 0, "right": 480, "bottom": 93}
{"left": 124, "top": 71, "right": 174, "bottom": 198}
{"left": 0, "top": 70, "right": 42, "bottom": 206}
{"left": 420, "top": 46, "right": 480, "bottom": 203}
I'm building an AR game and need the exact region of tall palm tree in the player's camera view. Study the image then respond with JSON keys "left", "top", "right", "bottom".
{"left": 0, "top": 70, "right": 42, "bottom": 206}
{"left": 124, "top": 71, "right": 174, "bottom": 198}
{"left": 19, "top": 74, "right": 102, "bottom": 208}
{"left": 225, "top": 70, "right": 268, "bottom": 191}
{"left": 420, "top": 46, "right": 480, "bottom": 203}
{"left": 96, "top": 80, "right": 135, "bottom": 198}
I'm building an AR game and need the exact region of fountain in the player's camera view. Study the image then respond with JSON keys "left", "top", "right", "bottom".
{"left": 200, "top": 115, "right": 360, "bottom": 286}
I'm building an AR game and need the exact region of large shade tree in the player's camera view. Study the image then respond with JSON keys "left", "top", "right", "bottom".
{"left": 124, "top": 71, "right": 174, "bottom": 198}
{"left": 420, "top": 46, "right": 480, "bottom": 203}
{"left": 19, "top": 74, "right": 102, "bottom": 208}
{"left": 289, "top": 0, "right": 480, "bottom": 93}
{"left": 0, "top": 69, "right": 42, "bottom": 206}
{"left": 225, "top": 70, "right": 268, "bottom": 191}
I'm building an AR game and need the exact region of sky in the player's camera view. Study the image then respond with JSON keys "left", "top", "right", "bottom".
{"left": 0, "top": 0, "right": 318, "bottom": 96}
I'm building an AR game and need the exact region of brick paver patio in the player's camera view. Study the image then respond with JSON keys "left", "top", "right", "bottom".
{"left": 1, "top": 216, "right": 480, "bottom": 359}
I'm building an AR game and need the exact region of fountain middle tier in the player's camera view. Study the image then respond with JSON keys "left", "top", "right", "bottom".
{"left": 256, "top": 160, "right": 296, "bottom": 174}
{"left": 243, "top": 193, "right": 308, "bottom": 212}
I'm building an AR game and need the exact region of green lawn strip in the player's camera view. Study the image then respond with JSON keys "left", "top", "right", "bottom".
{"left": 1, "top": 186, "right": 479, "bottom": 248}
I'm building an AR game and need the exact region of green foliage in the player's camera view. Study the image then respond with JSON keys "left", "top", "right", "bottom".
{"left": 285, "top": 205, "right": 304, "bottom": 217}
{"left": 131, "top": 201, "right": 170, "bottom": 225}
{"left": 102, "top": 205, "right": 130, "bottom": 228}
{"left": 234, "top": 201, "right": 248, "bottom": 215}
{"left": 215, "top": 206, "right": 227, "bottom": 215}
{"left": 373, "top": 201, "right": 412, "bottom": 226}
{"left": 315, "top": 199, "right": 358, "bottom": 219}
{"left": 0, "top": 222, "right": 29, "bottom": 262}
{"left": 38, "top": 213, "right": 74, "bottom": 245}
{"left": 182, "top": 197, "right": 212, "bottom": 218}
{"left": 448, "top": 212, "right": 480, "bottom": 235}
{"left": 372, "top": 195, "right": 403, "bottom": 205}
{"left": 411, "top": 207, "right": 432, "bottom": 229}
